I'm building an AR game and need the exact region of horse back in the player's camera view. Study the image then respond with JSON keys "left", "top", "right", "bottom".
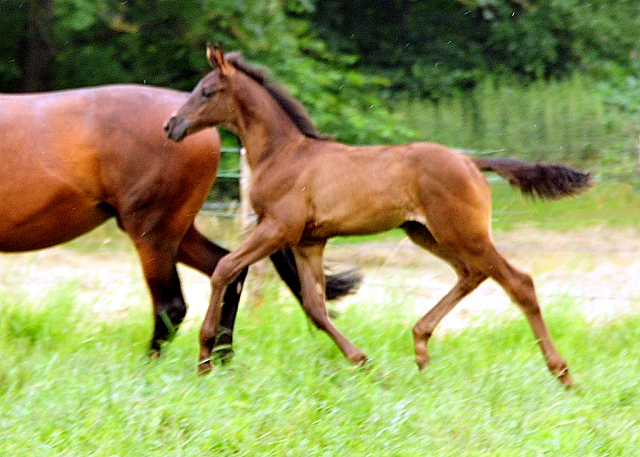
{"left": 0, "top": 85, "right": 220, "bottom": 251}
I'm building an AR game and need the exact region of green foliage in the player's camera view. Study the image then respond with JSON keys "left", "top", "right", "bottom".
{"left": 312, "top": 0, "right": 490, "bottom": 100}
{"left": 2, "top": 0, "right": 640, "bottom": 150}
{"left": 398, "top": 74, "right": 636, "bottom": 166}
{"left": 3, "top": 0, "right": 411, "bottom": 143}
{"left": 595, "top": 58, "right": 640, "bottom": 126}
{"left": 267, "top": 47, "right": 419, "bottom": 144}
{"left": 0, "top": 1, "right": 25, "bottom": 89}
{"left": 312, "top": 0, "right": 640, "bottom": 99}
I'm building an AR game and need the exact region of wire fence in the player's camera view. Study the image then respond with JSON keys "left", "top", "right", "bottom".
{"left": 200, "top": 145, "right": 640, "bottom": 222}
{"left": 201, "top": 146, "right": 244, "bottom": 218}
{"left": 197, "top": 145, "right": 640, "bottom": 308}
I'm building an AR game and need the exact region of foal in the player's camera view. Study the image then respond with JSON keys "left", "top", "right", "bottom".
{"left": 165, "top": 44, "right": 591, "bottom": 386}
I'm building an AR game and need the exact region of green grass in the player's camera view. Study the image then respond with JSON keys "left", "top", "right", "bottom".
{"left": 397, "top": 75, "right": 637, "bottom": 167}
{"left": 4, "top": 72, "right": 640, "bottom": 454}
{"left": 490, "top": 180, "right": 640, "bottom": 231}
{"left": 2, "top": 282, "right": 640, "bottom": 456}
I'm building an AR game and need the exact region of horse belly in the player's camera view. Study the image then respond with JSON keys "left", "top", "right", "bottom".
{"left": 0, "top": 183, "right": 110, "bottom": 252}
{"left": 309, "top": 187, "right": 409, "bottom": 238}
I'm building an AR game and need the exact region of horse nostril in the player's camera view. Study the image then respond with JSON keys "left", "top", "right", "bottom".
{"left": 163, "top": 116, "right": 190, "bottom": 142}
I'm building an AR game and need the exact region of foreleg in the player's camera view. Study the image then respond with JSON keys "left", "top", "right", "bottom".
{"left": 198, "top": 219, "right": 289, "bottom": 374}
{"left": 292, "top": 243, "right": 366, "bottom": 365}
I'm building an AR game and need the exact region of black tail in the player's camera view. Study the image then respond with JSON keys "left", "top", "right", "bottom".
{"left": 324, "top": 268, "right": 363, "bottom": 301}
{"left": 270, "top": 249, "right": 362, "bottom": 302}
{"left": 472, "top": 157, "right": 592, "bottom": 200}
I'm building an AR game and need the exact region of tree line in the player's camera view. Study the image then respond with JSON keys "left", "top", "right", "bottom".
{"left": 2, "top": 0, "right": 639, "bottom": 144}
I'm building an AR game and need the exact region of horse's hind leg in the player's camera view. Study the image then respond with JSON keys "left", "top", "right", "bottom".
{"left": 465, "top": 243, "right": 572, "bottom": 386}
{"left": 402, "top": 222, "right": 487, "bottom": 369}
{"left": 177, "top": 224, "right": 248, "bottom": 362}
{"left": 269, "top": 249, "right": 362, "bottom": 302}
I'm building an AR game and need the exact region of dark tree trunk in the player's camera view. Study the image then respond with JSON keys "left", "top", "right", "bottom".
{"left": 17, "top": 0, "right": 55, "bottom": 92}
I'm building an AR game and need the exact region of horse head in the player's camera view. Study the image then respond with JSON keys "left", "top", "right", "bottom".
{"left": 164, "top": 43, "right": 237, "bottom": 141}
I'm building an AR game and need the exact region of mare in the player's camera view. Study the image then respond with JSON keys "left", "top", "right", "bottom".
{"left": 0, "top": 84, "right": 360, "bottom": 357}
{"left": 164, "top": 45, "right": 592, "bottom": 386}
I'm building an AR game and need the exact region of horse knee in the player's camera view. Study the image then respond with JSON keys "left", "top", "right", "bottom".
{"left": 159, "top": 299, "right": 187, "bottom": 325}
{"left": 508, "top": 272, "right": 540, "bottom": 314}
{"left": 301, "top": 299, "right": 330, "bottom": 330}
{"left": 151, "top": 296, "right": 186, "bottom": 350}
{"left": 210, "top": 256, "right": 242, "bottom": 289}
{"left": 152, "top": 276, "right": 187, "bottom": 325}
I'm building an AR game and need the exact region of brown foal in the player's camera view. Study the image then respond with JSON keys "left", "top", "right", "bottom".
{"left": 0, "top": 84, "right": 359, "bottom": 359}
{"left": 165, "top": 44, "right": 591, "bottom": 386}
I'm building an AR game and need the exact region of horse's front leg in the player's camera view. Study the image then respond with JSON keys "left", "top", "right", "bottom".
{"left": 177, "top": 224, "right": 248, "bottom": 363}
{"left": 128, "top": 236, "right": 186, "bottom": 357}
{"left": 198, "top": 219, "right": 290, "bottom": 374}
{"left": 292, "top": 244, "right": 366, "bottom": 365}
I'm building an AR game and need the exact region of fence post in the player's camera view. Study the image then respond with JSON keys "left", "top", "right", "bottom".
{"left": 239, "top": 147, "right": 252, "bottom": 234}
{"left": 238, "top": 147, "right": 268, "bottom": 306}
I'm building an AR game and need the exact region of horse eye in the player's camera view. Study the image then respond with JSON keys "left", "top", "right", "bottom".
{"left": 202, "top": 88, "right": 215, "bottom": 98}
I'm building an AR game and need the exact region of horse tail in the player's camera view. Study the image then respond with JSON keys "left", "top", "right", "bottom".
{"left": 471, "top": 156, "right": 592, "bottom": 200}
{"left": 270, "top": 249, "right": 362, "bottom": 301}
{"left": 324, "top": 269, "right": 363, "bottom": 301}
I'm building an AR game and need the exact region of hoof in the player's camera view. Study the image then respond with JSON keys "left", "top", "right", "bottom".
{"left": 415, "top": 354, "right": 431, "bottom": 372}
{"left": 348, "top": 352, "right": 367, "bottom": 366}
{"left": 212, "top": 346, "right": 234, "bottom": 365}
{"left": 549, "top": 358, "right": 573, "bottom": 387}
{"left": 198, "top": 359, "right": 213, "bottom": 376}
{"left": 557, "top": 368, "right": 573, "bottom": 388}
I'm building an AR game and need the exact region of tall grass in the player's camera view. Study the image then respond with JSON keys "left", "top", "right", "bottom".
{"left": 2, "top": 281, "right": 640, "bottom": 456}
{"left": 489, "top": 180, "right": 640, "bottom": 230}
{"left": 398, "top": 75, "right": 638, "bottom": 168}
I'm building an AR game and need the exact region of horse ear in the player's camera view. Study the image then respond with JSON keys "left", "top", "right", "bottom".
{"left": 206, "top": 42, "right": 228, "bottom": 76}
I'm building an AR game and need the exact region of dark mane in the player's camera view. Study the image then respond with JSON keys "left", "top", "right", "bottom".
{"left": 225, "top": 52, "right": 332, "bottom": 140}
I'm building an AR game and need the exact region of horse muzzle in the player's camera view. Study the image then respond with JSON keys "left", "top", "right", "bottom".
{"left": 163, "top": 115, "right": 191, "bottom": 142}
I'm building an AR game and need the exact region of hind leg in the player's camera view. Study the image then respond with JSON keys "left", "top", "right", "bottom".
{"left": 269, "top": 249, "right": 362, "bottom": 302}
{"left": 463, "top": 242, "right": 572, "bottom": 386}
{"left": 403, "top": 222, "right": 488, "bottom": 369}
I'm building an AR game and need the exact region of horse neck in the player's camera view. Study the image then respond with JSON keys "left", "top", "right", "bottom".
{"left": 231, "top": 74, "right": 306, "bottom": 169}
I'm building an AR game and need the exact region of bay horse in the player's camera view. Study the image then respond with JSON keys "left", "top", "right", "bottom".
{"left": 0, "top": 84, "right": 360, "bottom": 358}
{"left": 165, "top": 44, "right": 592, "bottom": 385}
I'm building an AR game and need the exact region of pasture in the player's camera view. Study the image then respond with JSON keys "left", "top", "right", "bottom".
{"left": 2, "top": 181, "right": 640, "bottom": 455}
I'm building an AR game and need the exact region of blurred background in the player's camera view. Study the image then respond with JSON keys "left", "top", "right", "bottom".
{"left": 2, "top": 0, "right": 640, "bottom": 169}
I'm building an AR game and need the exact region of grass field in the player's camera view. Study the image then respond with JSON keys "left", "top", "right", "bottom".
{"left": 3, "top": 178, "right": 640, "bottom": 455}
{"left": 397, "top": 75, "right": 638, "bottom": 168}
{"left": 1, "top": 284, "right": 639, "bottom": 456}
